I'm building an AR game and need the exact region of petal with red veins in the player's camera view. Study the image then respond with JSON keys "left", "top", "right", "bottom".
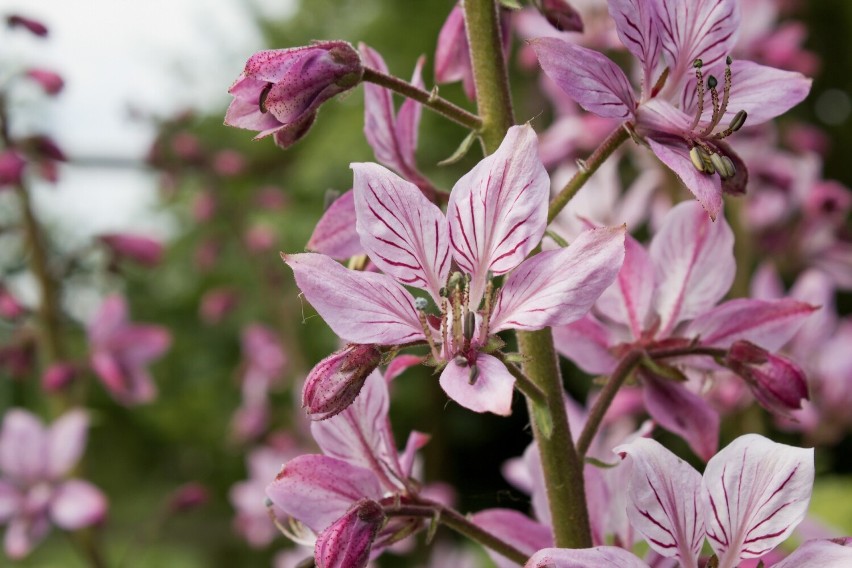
{"left": 439, "top": 354, "right": 515, "bottom": 416}
{"left": 609, "top": 0, "right": 662, "bottom": 91}
{"left": 47, "top": 409, "right": 88, "bottom": 478}
{"left": 702, "top": 434, "right": 814, "bottom": 564}
{"left": 649, "top": 200, "right": 734, "bottom": 335}
{"left": 614, "top": 437, "right": 704, "bottom": 567}
{"left": 646, "top": 137, "right": 723, "bottom": 221}
{"left": 472, "top": 509, "right": 552, "bottom": 568}
{"left": 50, "top": 480, "right": 107, "bottom": 530}
{"left": 384, "top": 354, "right": 423, "bottom": 382}
{"left": 311, "top": 371, "right": 403, "bottom": 487}
{"left": 266, "top": 454, "right": 383, "bottom": 534}
{"left": 650, "top": 0, "right": 739, "bottom": 82}
{"left": 524, "top": 546, "right": 649, "bottom": 567}
{"left": 596, "top": 234, "right": 655, "bottom": 340}
{"left": 490, "top": 226, "right": 626, "bottom": 333}
{"left": 447, "top": 125, "right": 550, "bottom": 307}
{"left": 684, "top": 298, "right": 817, "bottom": 351}
{"left": 284, "top": 253, "right": 424, "bottom": 345}
{"left": 643, "top": 373, "right": 719, "bottom": 461}
{"left": 0, "top": 410, "right": 47, "bottom": 481}
{"left": 532, "top": 37, "right": 636, "bottom": 120}
{"left": 352, "top": 162, "right": 449, "bottom": 300}
{"left": 307, "top": 190, "right": 363, "bottom": 260}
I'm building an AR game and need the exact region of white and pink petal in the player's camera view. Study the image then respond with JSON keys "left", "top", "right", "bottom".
{"left": 438, "top": 353, "right": 515, "bottom": 416}
{"left": 525, "top": 546, "right": 649, "bottom": 568}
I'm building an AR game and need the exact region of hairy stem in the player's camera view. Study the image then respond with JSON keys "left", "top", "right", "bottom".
{"left": 392, "top": 502, "right": 528, "bottom": 564}
{"left": 498, "top": 356, "right": 548, "bottom": 407}
{"left": 464, "top": 0, "right": 591, "bottom": 548}
{"left": 361, "top": 67, "right": 482, "bottom": 131}
{"left": 576, "top": 350, "right": 643, "bottom": 457}
{"left": 548, "top": 125, "right": 630, "bottom": 223}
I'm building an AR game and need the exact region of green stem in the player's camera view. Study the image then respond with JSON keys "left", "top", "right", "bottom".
{"left": 463, "top": 0, "right": 591, "bottom": 548}
{"left": 517, "top": 330, "right": 592, "bottom": 548}
{"left": 576, "top": 350, "right": 643, "bottom": 458}
{"left": 462, "top": 0, "right": 515, "bottom": 150}
{"left": 499, "top": 357, "right": 548, "bottom": 408}
{"left": 392, "top": 502, "right": 528, "bottom": 565}
{"left": 361, "top": 67, "right": 482, "bottom": 131}
{"left": 548, "top": 126, "right": 630, "bottom": 223}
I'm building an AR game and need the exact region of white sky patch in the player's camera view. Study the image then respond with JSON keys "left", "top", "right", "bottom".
{"left": 2, "top": 0, "right": 293, "bottom": 239}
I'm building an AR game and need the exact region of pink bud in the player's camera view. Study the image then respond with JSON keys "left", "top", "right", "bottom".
{"left": 254, "top": 186, "right": 287, "bottom": 210}
{"left": 199, "top": 288, "right": 239, "bottom": 324}
{"left": 26, "top": 135, "right": 66, "bottom": 162}
{"left": 727, "top": 340, "right": 809, "bottom": 415}
{"left": 244, "top": 223, "right": 276, "bottom": 253}
{"left": 302, "top": 345, "right": 381, "bottom": 420}
{"left": 212, "top": 150, "right": 245, "bottom": 177}
{"left": 225, "top": 41, "right": 363, "bottom": 149}
{"left": 194, "top": 239, "right": 220, "bottom": 271}
{"left": 0, "top": 285, "right": 26, "bottom": 319}
{"left": 42, "top": 363, "right": 78, "bottom": 392}
{"left": 192, "top": 190, "right": 217, "bottom": 222}
{"left": 25, "top": 69, "right": 64, "bottom": 95}
{"left": 0, "top": 150, "right": 26, "bottom": 188}
{"left": 315, "top": 499, "right": 385, "bottom": 568}
{"left": 99, "top": 233, "right": 164, "bottom": 267}
{"left": 538, "top": 0, "right": 584, "bottom": 32}
{"left": 171, "top": 132, "right": 202, "bottom": 161}
{"left": 7, "top": 15, "right": 48, "bottom": 37}
{"left": 167, "top": 482, "right": 209, "bottom": 513}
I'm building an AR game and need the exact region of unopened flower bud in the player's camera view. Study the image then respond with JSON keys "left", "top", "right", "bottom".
{"left": 0, "top": 150, "right": 26, "bottom": 188}
{"left": 41, "top": 363, "right": 78, "bottom": 392}
{"left": 538, "top": 0, "right": 584, "bottom": 33}
{"left": 302, "top": 344, "right": 381, "bottom": 420}
{"left": 314, "top": 499, "right": 386, "bottom": 568}
{"left": 25, "top": 69, "right": 64, "bottom": 95}
{"left": 7, "top": 15, "right": 48, "bottom": 37}
{"left": 98, "top": 233, "right": 164, "bottom": 267}
{"left": 225, "top": 41, "right": 363, "bottom": 149}
{"left": 726, "top": 340, "right": 809, "bottom": 415}
{"left": 167, "top": 482, "right": 210, "bottom": 513}
{"left": 0, "top": 285, "right": 25, "bottom": 319}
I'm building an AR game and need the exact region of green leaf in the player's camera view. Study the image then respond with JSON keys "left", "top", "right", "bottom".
{"left": 532, "top": 402, "right": 553, "bottom": 439}
{"left": 438, "top": 130, "right": 479, "bottom": 166}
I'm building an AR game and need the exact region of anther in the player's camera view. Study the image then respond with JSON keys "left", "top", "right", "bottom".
{"left": 690, "top": 147, "right": 707, "bottom": 173}
{"left": 709, "top": 153, "right": 733, "bottom": 179}
{"left": 713, "top": 110, "right": 748, "bottom": 140}
{"left": 463, "top": 311, "right": 475, "bottom": 343}
{"left": 259, "top": 83, "right": 273, "bottom": 113}
{"left": 468, "top": 364, "right": 480, "bottom": 385}
{"left": 707, "top": 75, "right": 718, "bottom": 90}
{"left": 414, "top": 297, "right": 429, "bottom": 311}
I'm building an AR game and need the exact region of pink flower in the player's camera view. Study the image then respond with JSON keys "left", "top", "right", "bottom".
{"left": 25, "top": 69, "right": 64, "bottom": 95}
{"left": 0, "top": 285, "right": 25, "bottom": 320}
{"left": 555, "top": 201, "right": 815, "bottom": 459}
{"left": 526, "top": 434, "right": 850, "bottom": 568}
{"left": 87, "top": 295, "right": 171, "bottom": 405}
{"left": 306, "top": 189, "right": 362, "bottom": 260}
{"left": 98, "top": 233, "right": 164, "bottom": 267}
{"left": 533, "top": 0, "right": 812, "bottom": 219}
{"left": 41, "top": 363, "right": 78, "bottom": 393}
{"left": 243, "top": 223, "right": 276, "bottom": 253}
{"left": 266, "top": 371, "right": 429, "bottom": 561}
{"left": 225, "top": 42, "right": 363, "bottom": 149}
{"left": 0, "top": 151, "right": 26, "bottom": 188}
{"left": 167, "top": 483, "right": 209, "bottom": 513}
{"left": 199, "top": 287, "right": 239, "bottom": 324}
{"left": 212, "top": 149, "right": 245, "bottom": 177}
{"left": 6, "top": 15, "right": 48, "bottom": 37}
{"left": 286, "top": 125, "right": 625, "bottom": 416}
{"left": 0, "top": 409, "right": 107, "bottom": 559}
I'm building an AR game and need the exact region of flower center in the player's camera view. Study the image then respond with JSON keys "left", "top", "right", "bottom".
{"left": 685, "top": 57, "right": 748, "bottom": 180}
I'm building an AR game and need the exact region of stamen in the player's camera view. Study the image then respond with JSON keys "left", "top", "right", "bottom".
{"left": 463, "top": 311, "right": 475, "bottom": 344}
{"left": 440, "top": 298, "right": 448, "bottom": 353}
{"left": 709, "top": 153, "right": 734, "bottom": 179}
{"left": 702, "top": 75, "right": 721, "bottom": 136}
{"left": 415, "top": 300, "right": 441, "bottom": 362}
{"left": 689, "top": 59, "right": 705, "bottom": 131}
{"left": 690, "top": 147, "right": 707, "bottom": 173}
{"left": 717, "top": 56, "right": 733, "bottom": 124}
{"left": 479, "top": 280, "right": 494, "bottom": 344}
{"left": 259, "top": 83, "right": 273, "bottom": 113}
{"left": 713, "top": 110, "right": 748, "bottom": 140}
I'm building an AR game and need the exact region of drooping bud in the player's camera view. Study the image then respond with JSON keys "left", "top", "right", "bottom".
{"left": 6, "top": 15, "right": 48, "bottom": 37}
{"left": 98, "top": 233, "right": 164, "bottom": 267}
{"left": 302, "top": 344, "right": 382, "bottom": 420}
{"left": 537, "top": 0, "right": 584, "bottom": 33}
{"left": 314, "top": 499, "right": 386, "bottom": 568}
{"left": 726, "top": 340, "right": 808, "bottom": 416}
{"left": 25, "top": 69, "right": 64, "bottom": 95}
{"left": 225, "top": 41, "right": 364, "bottom": 149}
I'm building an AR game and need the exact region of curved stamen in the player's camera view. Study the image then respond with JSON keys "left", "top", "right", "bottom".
{"left": 688, "top": 59, "right": 706, "bottom": 131}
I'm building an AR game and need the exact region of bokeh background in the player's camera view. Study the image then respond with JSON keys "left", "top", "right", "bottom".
{"left": 1, "top": 0, "right": 851, "bottom": 566}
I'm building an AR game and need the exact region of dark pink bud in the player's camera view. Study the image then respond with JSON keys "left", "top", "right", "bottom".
{"left": 538, "top": 0, "right": 584, "bottom": 32}
{"left": 0, "top": 285, "right": 25, "bottom": 319}
{"left": 25, "top": 135, "right": 66, "bottom": 162}
{"left": 225, "top": 41, "right": 363, "bottom": 149}
{"left": 212, "top": 150, "right": 245, "bottom": 176}
{"left": 99, "top": 233, "right": 164, "bottom": 267}
{"left": 727, "top": 340, "right": 809, "bottom": 415}
{"left": 315, "top": 499, "right": 385, "bottom": 568}
{"left": 171, "top": 132, "right": 202, "bottom": 161}
{"left": 167, "top": 482, "right": 209, "bottom": 513}
{"left": 41, "top": 362, "right": 78, "bottom": 392}
{"left": 199, "top": 288, "right": 239, "bottom": 324}
{"left": 0, "top": 150, "right": 26, "bottom": 187}
{"left": 25, "top": 69, "right": 64, "bottom": 95}
{"left": 244, "top": 223, "right": 276, "bottom": 253}
{"left": 7, "top": 15, "right": 48, "bottom": 37}
{"left": 302, "top": 344, "right": 381, "bottom": 420}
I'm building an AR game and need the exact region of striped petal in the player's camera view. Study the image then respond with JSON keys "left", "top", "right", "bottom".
{"left": 352, "top": 162, "right": 450, "bottom": 300}
{"left": 702, "top": 434, "right": 814, "bottom": 564}
{"left": 609, "top": 0, "right": 662, "bottom": 92}
{"left": 525, "top": 547, "right": 649, "bottom": 568}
